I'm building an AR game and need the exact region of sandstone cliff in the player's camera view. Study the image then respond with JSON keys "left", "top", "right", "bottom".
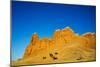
{"left": 12, "top": 27, "right": 96, "bottom": 66}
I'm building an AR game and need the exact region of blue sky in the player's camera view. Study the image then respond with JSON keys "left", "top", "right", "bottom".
{"left": 11, "top": 1, "right": 96, "bottom": 60}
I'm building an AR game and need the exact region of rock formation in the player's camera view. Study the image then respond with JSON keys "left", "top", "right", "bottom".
{"left": 11, "top": 27, "right": 96, "bottom": 66}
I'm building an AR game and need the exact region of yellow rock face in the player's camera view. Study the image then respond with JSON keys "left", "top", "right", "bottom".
{"left": 11, "top": 27, "right": 96, "bottom": 66}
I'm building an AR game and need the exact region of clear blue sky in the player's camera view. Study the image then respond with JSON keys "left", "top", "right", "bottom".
{"left": 11, "top": 1, "right": 96, "bottom": 60}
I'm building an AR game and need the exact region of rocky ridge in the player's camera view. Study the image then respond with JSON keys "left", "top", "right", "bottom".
{"left": 12, "top": 27, "right": 96, "bottom": 66}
